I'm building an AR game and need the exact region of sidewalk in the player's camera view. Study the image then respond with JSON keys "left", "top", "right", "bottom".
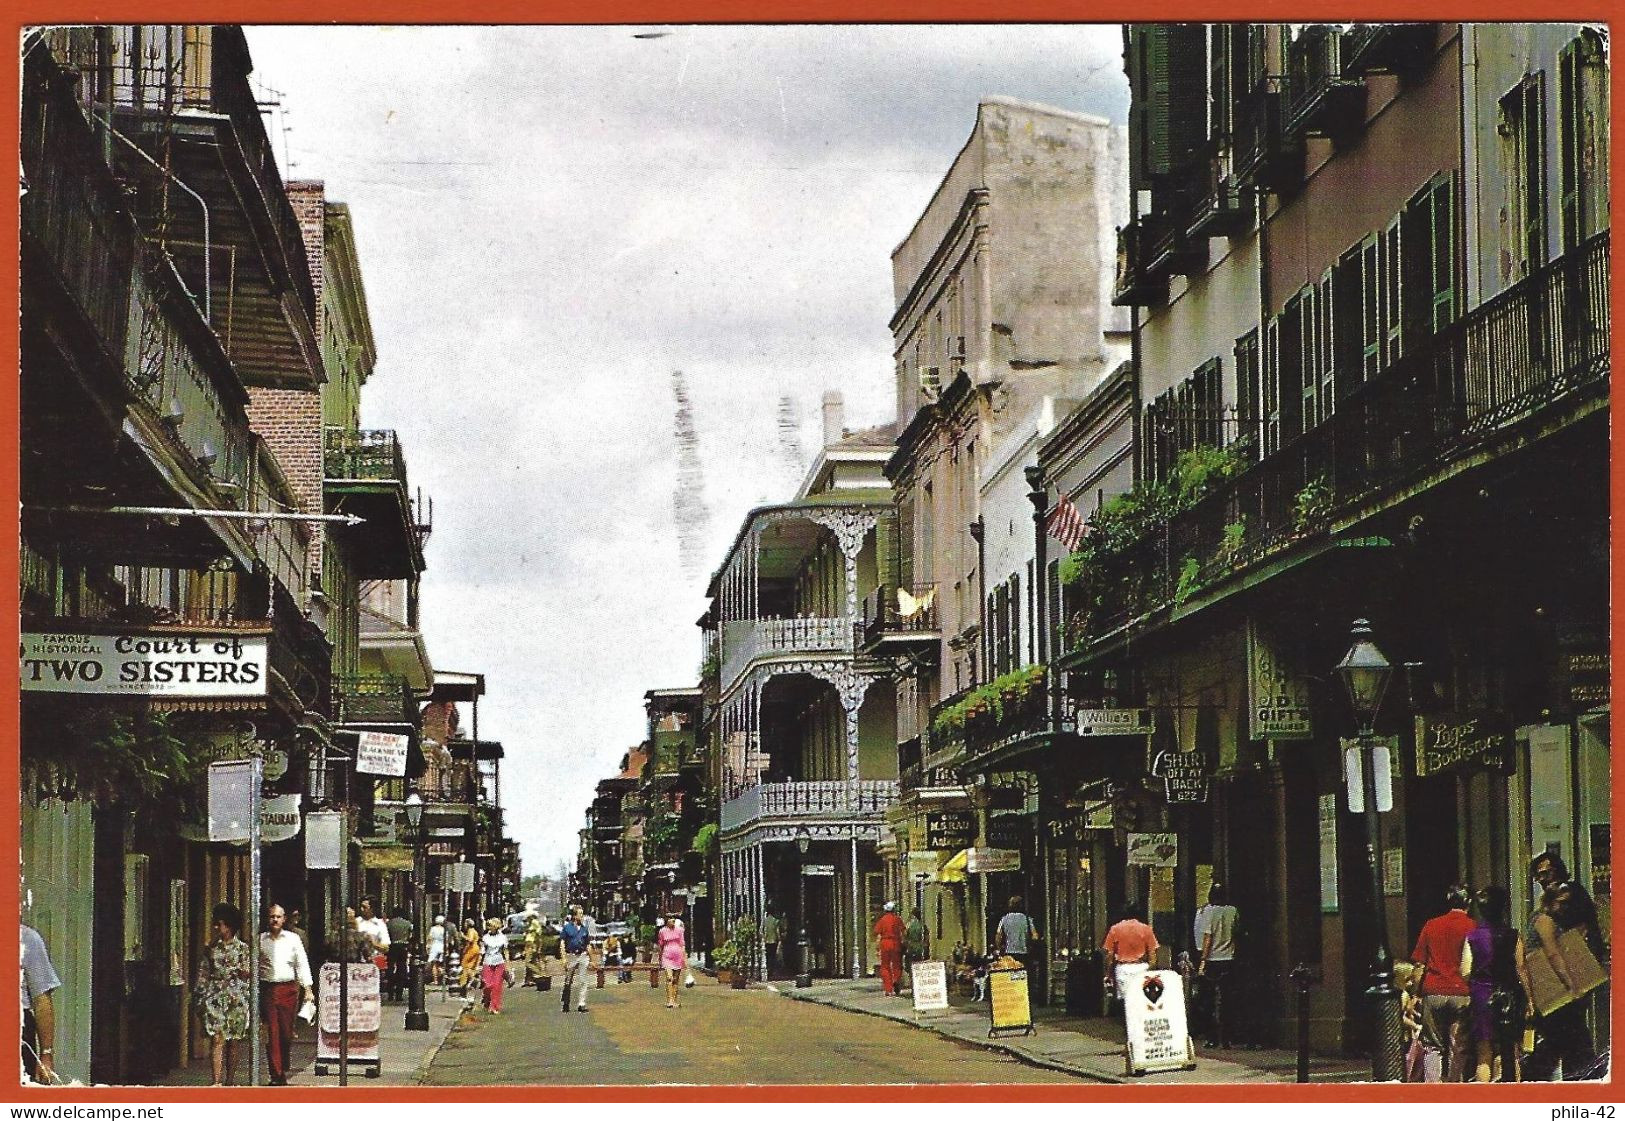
{"left": 156, "top": 987, "right": 467, "bottom": 1088}
{"left": 773, "top": 978, "right": 1372, "bottom": 1085}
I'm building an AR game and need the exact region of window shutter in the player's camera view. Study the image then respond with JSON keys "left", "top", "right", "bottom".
{"left": 1430, "top": 174, "right": 1459, "bottom": 333}
{"left": 1559, "top": 40, "right": 1582, "bottom": 251}
{"left": 1263, "top": 316, "right": 1282, "bottom": 456}
{"left": 1145, "top": 24, "right": 1209, "bottom": 177}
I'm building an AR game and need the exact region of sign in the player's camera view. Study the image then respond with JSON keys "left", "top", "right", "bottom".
{"left": 802, "top": 864, "right": 837, "bottom": 877}
{"left": 316, "top": 962, "right": 381, "bottom": 1072}
{"left": 1247, "top": 620, "right": 1313, "bottom": 739}
{"left": 1383, "top": 848, "right": 1405, "bottom": 896}
{"left": 907, "top": 851, "right": 944, "bottom": 878}
{"left": 21, "top": 630, "right": 268, "bottom": 696}
{"left": 259, "top": 793, "right": 302, "bottom": 844}
{"left": 355, "top": 731, "right": 410, "bottom": 777}
{"left": 1318, "top": 794, "right": 1339, "bottom": 913}
{"left": 925, "top": 811, "right": 976, "bottom": 849}
{"left": 1344, "top": 738, "right": 1396, "bottom": 813}
{"left": 1077, "top": 708, "right": 1154, "bottom": 736}
{"left": 445, "top": 861, "right": 476, "bottom": 894}
{"left": 1565, "top": 652, "right": 1609, "bottom": 708}
{"left": 1044, "top": 813, "right": 1104, "bottom": 845}
{"left": 1153, "top": 751, "right": 1209, "bottom": 804}
{"left": 910, "top": 960, "right": 950, "bottom": 1012}
{"left": 306, "top": 811, "right": 344, "bottom": 870}
{"left": 988, "top": 967, "right": 1034, "bottom": 1035}
{"left": 1126, "top": 832, "right": 1178, "bottom": 868}
{"left": 207, "top": 759, "right": 258, "bottom": 842}
{"left": 1414, "top": 713, "right": 1512, "bottom": 776}
{"left": 966, "top": 847, "right": 1021, "bottom": 874}
{"left": 262, "top": 748, "right": 289, "bottom": 783}
{"left": 1123, "top": 968, "right": 1195, "bottom": 1074}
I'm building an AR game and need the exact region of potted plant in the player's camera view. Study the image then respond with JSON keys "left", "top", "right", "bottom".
{"left": 711, "top": 939, "right": 739, "bottom": 984}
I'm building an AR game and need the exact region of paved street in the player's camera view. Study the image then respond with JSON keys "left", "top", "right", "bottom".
{"left": 423, "top": 977, "right": 1080, "bottom": 1085}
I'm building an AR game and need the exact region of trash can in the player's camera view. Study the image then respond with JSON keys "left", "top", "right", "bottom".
{"left": 1065, "top": 951, "right": 1103, "bottom": 1016}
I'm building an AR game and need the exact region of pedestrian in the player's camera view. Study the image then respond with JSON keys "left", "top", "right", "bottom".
{"left": 1520, "top": 855, "right": 1601, "bottom": 1081}
{"left": 523, "top": 913, "right": 548, "bottom": 986}
{"left": 559, "top": 906, "right": 593, "bottom": 1013}
{"left": 1102, "top": 901, "right": 1158, "bottom": 1008}
{"left": 355, "top": 898, "right": 391, "bottom": 978}
{"left": 1408, "top": 884, "right": 1475, "bottom": 1082}
{"left": 603, "top": 932, "right": 623, "bottom": 983}
{"left": 872, "top": 901, "right": 906, "bottom": 996}
{"left": 903, "top": 906, "right": 931, "bottom": 989}
{"left": 20, "top": 922, "right": 61, "bottom": 1085}
{"left": 287, "top": 908, "right": 307, "bottom": 952}
{"left": 331, "top": 909, "right": 372, "bottom": 965}
{"left": 386, "top": 908, "right": 413, "bottom": 1001}
{"left": 458, "top": 918, "right": 481, "bottom": 992}
{"left": 658, "top": 913, "right": 687, "bottom": 1008}
{"left": 1194, "top": 882, "right": 1239, "bottom": 1048}
{"left": 761, "top": 910, "right": 782, "bottom": 978}
{"left": 1461, "top": 885, "right": 1526, "bottom": 1082}
{"left": 427, "top": 915, "right": 447, "bottom": 986}
{"left": 479, "top": 918, "right": 509, "bottom": 1013}
{"left": 994, "top": 895, "right": 1040, "bottom": 967}
{"left": 258, "top": 903, "right": 314, "bottom": 1086}
{"left": 193, "top": 902, "right": 252, "bottom": 1086}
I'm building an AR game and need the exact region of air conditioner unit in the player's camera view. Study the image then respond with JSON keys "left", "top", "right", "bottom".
{"left": 919, "top": 365, "right": 942, "bottom": 400}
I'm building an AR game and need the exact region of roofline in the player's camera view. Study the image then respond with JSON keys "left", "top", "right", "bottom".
{"left": 702, "top": 491, "right": 894, "bottom": 598}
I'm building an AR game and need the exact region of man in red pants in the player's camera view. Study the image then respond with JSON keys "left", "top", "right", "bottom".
{"left": 873, "top": 901, "right": 906, "bottom": 996}
{"left": 258, "top": 904, "right": 314, "bottom": 1085}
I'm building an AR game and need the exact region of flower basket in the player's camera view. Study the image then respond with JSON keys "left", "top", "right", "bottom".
{"left": 715, "top": 969, "right": 734, "bottom": 985}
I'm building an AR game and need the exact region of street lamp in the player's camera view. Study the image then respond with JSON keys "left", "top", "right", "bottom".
{"left": 1336, "top": 619, "right": 1401, "bottom": 1080}
{"left": 403, "top": 790, "right": 429, "bottom": 1032}
{"left": 795, "top": 828, "right": 812, "bottom": 988}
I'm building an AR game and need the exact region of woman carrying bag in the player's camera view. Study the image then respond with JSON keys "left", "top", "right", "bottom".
{"left": 193, "top": 902, "right": 252, "bottom": 1087}
{"left": 658, "top": 914, "right": 687, "bottom": 1009}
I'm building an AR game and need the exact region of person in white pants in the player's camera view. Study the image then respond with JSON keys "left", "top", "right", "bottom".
{"left": 558, "top": 906, "right": 593, "bottom": 1012}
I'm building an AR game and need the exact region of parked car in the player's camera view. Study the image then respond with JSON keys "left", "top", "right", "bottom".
{"left": 603, "top": 921, "right": 631, "bottom": 940}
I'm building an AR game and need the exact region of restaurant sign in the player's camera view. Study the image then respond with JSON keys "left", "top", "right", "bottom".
{"left": 1414, "top": 713, "right": 1513, "bottom": 777}
{"left": 21, "top": 630, "right": 268, "bottom": 696}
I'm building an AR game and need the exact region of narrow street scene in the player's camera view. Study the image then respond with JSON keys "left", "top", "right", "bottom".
{"left": 15, "top": 18, "right": 1610, "bottom": 1099}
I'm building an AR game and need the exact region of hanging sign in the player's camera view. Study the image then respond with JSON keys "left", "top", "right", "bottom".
{"left": 1123, "top": 969, "right": 1196, "bottom": 1074}
{"left": 259, "top": 793, "right": 303, "bottom": 844}
{"left": 926, "top": 811, "right": 977, "bottom": 849}
{"left": 21, "top": 630, "right": 268, "bottom": 696}
{"left": 1318, "top": 794, "right": 1339, "bottom": 913}
{"left": 306, "top": 811, "right": 344, "bottom": 870}
{"left": 966, "top": 847, "right": 1021, "bottom": 873}
{"left": 316, "top": 962, "right": 381, "bottom": 1073}
{"left": 1126, "top": 832, "right": 1178, "bottom": 868}
{"left": 988, "top": 967, "right": 1034, "bottom": 1036}
{"left": 801, "top": 864, "right": 837, "bottom": 877}
{"left": 910, "top": 960, "right": 950, "bottom": 1012}
{"left": 1152, "top": 751, "right": 1210, "bottom": 804}
{"left": 1247, "top": 620, "right": 1313, "bottom": 739}
{"left": 355, "top": 731, "right": 410, "bottom": 777}
{"left": 1414, "top": 714, "right": 1512, "bottom": 776}
{"left": 1077, "top": 708, "right": 1154, "bottom": 736}
{"left": 262, "top": 747, "right": 290, "bottom": 784}
{"left": 445, "top": 861, "right": 476, "bottom": 894}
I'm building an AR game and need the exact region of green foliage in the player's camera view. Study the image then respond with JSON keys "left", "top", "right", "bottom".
{"left": 1220, "top": 519, "right": 1247, "bottom": 557}
{"left": 931, "top": 664, "right": 1047, "bottom": 741}
{"left": 711, "top": 940, "right": 740, "bottom": 971}
{"left": 690, "top": 822, "right": 719, "bottom": 858}
{"left": 646, "top": 814, "right": 682, "bottom": 850}
{"left": 1292, "top": 476, "right": 1334, "bottom": 531}
{"left": 1173, "top": 555, "right": 1202, "bottom": 605}
{"left": 698, "top": 649, "right": 720, "bottom": 682}
{"left": 1172, "top": 444, "right": 1244, "bottom": 503}
{"left": 23, "top": 705, "right": 206, "bottom": 812}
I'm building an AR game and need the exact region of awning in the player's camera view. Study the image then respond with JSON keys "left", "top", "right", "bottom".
{"left": 938, "top": 849, "right": 970, "bottom": 884}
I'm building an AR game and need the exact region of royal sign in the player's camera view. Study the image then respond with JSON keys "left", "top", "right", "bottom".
{"left": 21, "top": 631, "right": 268, "bottom": 696}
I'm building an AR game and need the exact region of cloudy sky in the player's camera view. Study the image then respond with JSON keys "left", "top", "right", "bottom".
{"left": 243, "top": 23, "right": 1129, "bottom": 878}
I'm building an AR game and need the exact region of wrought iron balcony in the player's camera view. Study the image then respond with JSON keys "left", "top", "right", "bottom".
{"left": 1187, "top": 160, "right": 1250, "bottom": 240}
{"left": 926, "top": 667, "right": 1075, "bottom": 770}
{"left": 720, "top": 615, "right": 852, "bottom": 692}
{"left": 1234, "top": 77, "right": 1301, "bottom": 194}
{"left": 1283, "top": 26, "right": 1368, "bottom": 144}
{"left": 1341, "top": 23, "right": 1439, "bottom": 78}
{"left": 333, "top": 672, "right": 417, "bottom": 728}
{"left": 860, "top": 582, "right": 941, "bottom": 653}
{"left": 719, "top": 780, "right": 899, "bottom": 833}
{"left": 324, "top": 428, "right": 428, "bottom": 578}
{"left": 1069, "top": 232, "right": 1610, "bottom": 651}
{"left": 1112, "top": 219, "right": 1169, "bottom": 308}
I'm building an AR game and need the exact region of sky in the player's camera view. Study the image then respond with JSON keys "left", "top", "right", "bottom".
{"left": 242, "top": 23, "right": 1130, "bottom": 879}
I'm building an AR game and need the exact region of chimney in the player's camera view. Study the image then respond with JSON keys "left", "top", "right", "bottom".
{"left": 822, "top": 391, "right": 845, "bottom": 448}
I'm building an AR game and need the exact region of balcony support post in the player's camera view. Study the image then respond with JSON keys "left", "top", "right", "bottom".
{"left": 850, "top": 830, "right": 861, "bottom": 980}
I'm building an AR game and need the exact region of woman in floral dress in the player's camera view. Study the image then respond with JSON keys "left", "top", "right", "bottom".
{"left": 193, "top": 902, "right": 252, "bottom": 1086}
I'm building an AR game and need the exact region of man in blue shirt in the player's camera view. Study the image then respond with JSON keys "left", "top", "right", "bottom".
{"left": 558, "top": 906, "right": 592, "bottom": 1012}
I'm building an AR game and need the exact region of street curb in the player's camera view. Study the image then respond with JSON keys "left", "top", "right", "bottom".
{"left": 411, "top": 1001, "right": 473, "bottom": 1084}
{"left": 769, "top": 985, "right": 1125, "bottom": 1084}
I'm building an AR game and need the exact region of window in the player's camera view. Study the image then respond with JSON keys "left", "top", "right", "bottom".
{"left": 1262, "top": 316, "right": 1282, "bottom": 456}
{"left": 1234, "top": 330, "right": 1261, "bottom": 460}
{"left": 1499, "top": 74, "right": 1548, "bottom": 280}
{"left": 1411, "top": 173, "right": 1458, "bottom": 334}
{"left": 1143, "top": 358, "right": 1223, "bottom": 484}
{"left": 1558, "top": 31, "right": 1608, "bottom": 252}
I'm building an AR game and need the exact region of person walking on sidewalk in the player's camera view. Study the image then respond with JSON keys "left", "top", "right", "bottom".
{"left": 258, "top": 903, "right": 314, "bottom": 1086}
{"left": 1103, "top": 902, "right": 1158, "bottom": 1007}
{"left": 1194, "top": 883, "right": 1239, "bottom": 1048}
{"left": 479, "top": 919, "right": 509, "bottom": 1014}
{"left": 559, "top": 906, "right": 593, "bottom": 1013}
{"left": 355, "top": 898, "right": 390, "bottom": 979}
{"left": 1409, "top": 884, "right": 1475, "bottom": 1082}
{"left": 659, "top": 914, "right": 688, "bottom": 1008}
{"left": 761, "top": 911, "right": 782, "bottom": 978}
{"left": 873, "top": 902, "right": 906, "bottom": 996}
{"left": 995, "top": 896, "right": 1040, "bottom": 968}
{"left": 194, "top": 903, "right": 251, "bottom": 1086}
{"left": 20, "top": 922, "right": 61, "bottom": 1085}
{"left": 458, "top": 918, "right": 481, "bottom": 992}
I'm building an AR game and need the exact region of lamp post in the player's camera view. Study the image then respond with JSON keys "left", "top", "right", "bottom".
{"left": 1336, "top": 618, "right": 1401, "bottom": 1080}
{"left": 403, "top": 790, "right": 429, "bottom": 1031}
{"left": 795, "top": 828, "right": 812, "bottom": 988}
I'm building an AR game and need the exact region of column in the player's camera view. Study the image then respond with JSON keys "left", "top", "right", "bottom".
{"left": 850, "top": 833, "right": 861, "bottom": 979}
{"left": 754, "top": 843, "right": 769, "bottom": 978}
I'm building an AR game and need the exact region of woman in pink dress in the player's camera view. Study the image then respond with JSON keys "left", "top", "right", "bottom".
{"left": 658, "top": 914, "right": 687, "bottom": 1009}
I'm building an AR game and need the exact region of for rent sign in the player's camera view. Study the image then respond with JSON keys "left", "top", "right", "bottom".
{"left": 21, "top": 631, "right": 268, "bottom": 696}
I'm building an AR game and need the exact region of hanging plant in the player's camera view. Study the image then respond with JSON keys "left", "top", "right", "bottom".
{"left": 22, "top": 702, "right": 208, "bottom": 814}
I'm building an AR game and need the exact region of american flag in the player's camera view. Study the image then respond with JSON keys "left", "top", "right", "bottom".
{"left": 1046, "top": 495, "right": 1090, "bottom": 553}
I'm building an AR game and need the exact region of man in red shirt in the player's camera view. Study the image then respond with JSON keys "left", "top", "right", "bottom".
{"left": 1102, "top": 902, "right": 1159, "bottom": 1006}
{"left": 873, "top": 902, "right": 906, "bottom": 996}
{"left": 1409, "top": 884, "right": 1475, "bottom": 1081}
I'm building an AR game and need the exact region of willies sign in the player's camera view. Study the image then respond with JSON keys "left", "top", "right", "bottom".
{"left": 21, "top": 630, "right": 269, "bottom": 697}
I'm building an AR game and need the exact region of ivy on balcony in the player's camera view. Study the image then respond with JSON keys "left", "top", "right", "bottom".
{"left": 931, "top": 664, "right": 1048, "bottom": 745}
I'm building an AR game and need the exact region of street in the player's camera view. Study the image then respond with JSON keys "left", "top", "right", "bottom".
{"left": 423, "top": 978, "right": 1080, "bottom": 1085}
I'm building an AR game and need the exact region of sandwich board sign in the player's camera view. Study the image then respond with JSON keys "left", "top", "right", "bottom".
{"left": 315, "top": 962, "right": 381, "bottom": 1078}
{"left": 910, "top": 960, "right": 949, "bottom": 1013}
{"left": 1122, "top": 967, "right": 1196, "bottom": 1075}
{"left": 987, "top": 966, "right": 1034, "bottom": 1037}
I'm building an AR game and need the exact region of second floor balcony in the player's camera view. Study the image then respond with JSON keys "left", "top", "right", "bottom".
{"left": 860, "top": 582, "right": 941, "bottom": 655}
{"left": 721, "top": 616, "right": 853, "bottom": 691}
{"left": 925, "top": 665, "right": 1076, "bottom": 772}
{"left": 325, "top": 428, "right": 430, "bottom": 578}
{"left": 1283, "top": 25, "right": 1368, "bottom": 144}
{"left": 720, "top": 779, "right": 900, "bottom": 834}
{"left": 333, "top": 672, "right": 417, "bottom": 729}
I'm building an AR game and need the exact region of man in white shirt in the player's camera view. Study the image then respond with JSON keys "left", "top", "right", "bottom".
{"left": 355, "top": 897, "right": 391, "bottom": 974}
{"left": 1193, "top": 883, "right": 1240, "bottom": 1048}
{"left": 259, "top": 904, "right": 314, "bottom": 1085}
